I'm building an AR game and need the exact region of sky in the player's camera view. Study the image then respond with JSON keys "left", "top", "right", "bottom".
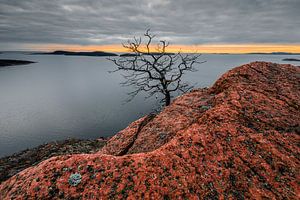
{"left": 0, "top": 0, "right": 300, "bottom": 53}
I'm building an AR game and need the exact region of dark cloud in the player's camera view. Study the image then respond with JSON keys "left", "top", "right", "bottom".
{"left": 0, "top": 0, "right": 299, "bottom": 50}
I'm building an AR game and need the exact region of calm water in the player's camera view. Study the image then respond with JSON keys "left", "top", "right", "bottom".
{"left": 0, "top": 52, "right": 298, "bottom": 157}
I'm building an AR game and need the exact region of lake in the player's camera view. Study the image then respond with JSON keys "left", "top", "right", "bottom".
{"left": 0, "top": 52, "right": 298, "bottom": 157}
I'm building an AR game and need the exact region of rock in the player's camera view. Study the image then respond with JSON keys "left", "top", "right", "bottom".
{"left": 282, "top": 58, "right": 300, "bottom": 62}
{"left": 0, "top": 139, "right": 106, "bottom": 183}
{"left": 0, "top": 62, "right": 299, "bottom": 199}
{"left": 0, "top": 59, "right": 35, "bottom": 67}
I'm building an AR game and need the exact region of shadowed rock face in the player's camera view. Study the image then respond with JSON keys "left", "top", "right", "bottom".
{"left": 1, "top": 62, "right": 299, "bottom": 199}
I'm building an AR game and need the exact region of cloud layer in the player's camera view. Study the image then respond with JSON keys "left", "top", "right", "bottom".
{"left": 0, "top": 0, "right": 299, "bottom": 50}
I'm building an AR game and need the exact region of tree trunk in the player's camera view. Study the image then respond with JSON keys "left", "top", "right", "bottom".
{"left": 165, "top": 92, "right": 171, "bottom": 106}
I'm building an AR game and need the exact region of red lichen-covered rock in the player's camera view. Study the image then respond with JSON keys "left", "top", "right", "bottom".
{"left": 0, "top": 62, "right": 299, "bottom": 199}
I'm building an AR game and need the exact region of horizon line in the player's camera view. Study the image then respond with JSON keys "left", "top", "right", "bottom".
{"left": 19, "top": 43, "right": 300, "bottom": 54}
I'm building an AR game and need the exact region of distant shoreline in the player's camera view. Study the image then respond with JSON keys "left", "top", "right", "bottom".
{"left": 120, "top": 52, "right": 175, "bottom": 57}
{"left": 33, "top": 50, "right": 118, "bottom": 57}
{"left": 0, "top": 59, "right": 36, "bottom": 67}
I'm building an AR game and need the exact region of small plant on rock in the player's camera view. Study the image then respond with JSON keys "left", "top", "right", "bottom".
{"left": 68, "top": 173, "right": 82, "bottom": 186}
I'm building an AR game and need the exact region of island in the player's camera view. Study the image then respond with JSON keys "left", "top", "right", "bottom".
{"left": 0, "top": 59, "right": 36, "bottom": 67}
{"left": 35, "top": 50, "right": 118, "bottom": 57}
{"left": 282, "top": 58, "right": 300, "bottom": 62}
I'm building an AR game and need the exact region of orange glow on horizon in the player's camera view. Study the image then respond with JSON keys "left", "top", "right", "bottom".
{"left": 28, "top": 43, "right": 300, "bottom": 54}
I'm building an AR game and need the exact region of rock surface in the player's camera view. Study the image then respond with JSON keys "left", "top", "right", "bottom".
{"left": 0, "top": 62, "right": 299, "bottom": 199}
{"left": 0, "top": 139, "right": 107, "bottom": 184}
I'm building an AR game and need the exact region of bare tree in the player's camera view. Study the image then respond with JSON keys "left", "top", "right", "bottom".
{"left": 109, "top": 29, "right": 205, "bottom": 107}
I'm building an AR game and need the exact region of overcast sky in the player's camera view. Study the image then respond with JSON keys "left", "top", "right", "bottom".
{"left": 0, "top": 0, "right": 299, "bottom": 50}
